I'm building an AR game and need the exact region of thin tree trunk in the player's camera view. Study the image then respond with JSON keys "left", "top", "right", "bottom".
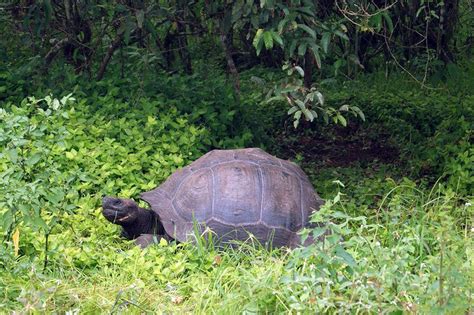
{"left": 303, "top": 50, "right": 314, "bottom": 88}
{"left": 96, "top": 34, "right": 123, "bottom": 81}
{"left": 439, "top": 0, "right": 459, "bottom": 62}
{"left": 176, "top": 0, "right": 192, "bottom": 74}
{"left": 44, "top": 38, "right": 71, "bottom": 71}
{"left": 220, "top": 31, "right": 240, "bottom": 101}
{"left": 177, "top": 23, "right": 192, "bottom": 74}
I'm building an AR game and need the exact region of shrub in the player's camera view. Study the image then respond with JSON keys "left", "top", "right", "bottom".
{"left": 321, "top": 75, "right": 474, "bottom": 194}
{"left": 0, "top": 93, "right": 210, "bottom": 266}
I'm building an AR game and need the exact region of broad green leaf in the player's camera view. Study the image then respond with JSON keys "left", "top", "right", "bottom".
{"left": 334, "top": 30, "right": 349, "bottom": 41}
{"left": 288, "top": 106, "right": 298, "bottom": 115}
{"left": 277, "top": 19, "right": 288, "bottom": 33}
{"left": 295, "top": 6, "right": 315, "bottom": 17}
{"left": 339, "top": 104, "right": 349, "bottom": 111}
{"left": 337, "top": 114, "right": 347, "bottom": 126}
{"left": 297, "top": 24, "right": 316, "bottom": 39}
{"left": 18, "top": 203, "right": 29, "bottom": 215}
{"left": 303, "top": 108, "right": 314, "bottom": 121}
{"left": 45, "top": 188, "right": 64, "bottom": 204}
{"left": 263, "top": 31, "right": 274, "bottom": 49}
{"left": 280, "top": 86, "right": 298, "bottom": 93}
{"left": 383, "top": 12, "right": 394, "bottom": 33}
{"left": 332, "top": 180, "right": 345, "bottom": 187}
{"left": 351, "top": 106, "right": 366, "bottom": 121}
{"left": 265, "top": 96, "right": 285, "bottom": 104}
{"left": 253, "top": 29, "right": 264, "bottom": 47}
{"left": 31, "top": 216, "right": 49, "bottom": 231}
{"left": 295, "top": 100, "right": 306, "bottom": 110}
{"left": 253, "top": 29, "right": 264, "bottom": 55}
{"left": 294, "top": 111, "right": 302, "bottom": 121}
{"left": 2, "top": 210, "right": 13, "bottom": 232}
{"left": 293, "top": 119, "right": 299, "bottom": 128}
{"left": 326, "top": 234, "right": 341, "bottom": 245}
{"left": 136, "top": 10, "right": 145, "bottom": 29}
{"left": 310, "top": 45, "right": 322, "bottom": 69}
{"left": 315, "top": 91, "right": 324, "bottom": 105}
{"left": 321, "top": 32, "right": 331, "bottom": 53}
{"left": 335, "top": 245, "right": 357, "bottom": 267}
{"left": 65, "top": 149, "right": 77, "bottom": 159}
{"left": 25, "top": 153, "right": 42, "bottom": 167}
{"left": 271, "top": 31, "right": 284, "bottom": 47}
{"left": 294, "top": 66, "right": 304, "bottom": 77}
{"left": 311, "top": 227, "right": 327, "bottom": 239}
{"left": 6, "top": 149, "right": 18, "bottom": 163}
{"left": 369, "top": 13, "right": 383, "bottom": 32}
{"left": 298, "top": 43, "right": 307, "bottom": 56}
{"left": 147, "top": 115, "right": 157, "bottom": 125}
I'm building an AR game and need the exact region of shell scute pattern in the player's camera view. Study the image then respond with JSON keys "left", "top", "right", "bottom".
{"left": 141, "top": 148, "right": 322, "bottom": 246}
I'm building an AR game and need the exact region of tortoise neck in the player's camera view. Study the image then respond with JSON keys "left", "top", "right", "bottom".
{"left": 121, "top": 208, "right": 165, "bottom": 239}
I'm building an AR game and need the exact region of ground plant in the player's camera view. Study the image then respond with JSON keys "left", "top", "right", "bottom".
{"left": 0, "top": 78, "right": 472, "bottom": 313}
{"left": 0, "top": 1, "right": 473, "bottom": 313}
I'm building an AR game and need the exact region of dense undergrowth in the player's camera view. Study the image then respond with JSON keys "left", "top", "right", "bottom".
{"left": 0, "top": 60, "right": 473, "bottom": 313}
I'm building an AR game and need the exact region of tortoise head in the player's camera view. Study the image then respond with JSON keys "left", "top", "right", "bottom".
{"left": 102, "top": 197, "right": 140, "bottom": 225}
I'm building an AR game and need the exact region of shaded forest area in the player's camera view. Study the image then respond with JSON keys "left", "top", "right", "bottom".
{"left": 0, "top": 1, "right": 473, "bottom": 313}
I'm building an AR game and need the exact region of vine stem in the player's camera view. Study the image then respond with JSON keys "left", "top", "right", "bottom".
{"left": 43, "top": 231, "right": 50, "bottom": 271}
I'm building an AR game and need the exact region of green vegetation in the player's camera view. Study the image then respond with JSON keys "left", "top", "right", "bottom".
{"left": 1, "top": 70, "right": 471, "bottom": 313}
{"left": 1, "top": 1, "right": 473, "bottom": 313}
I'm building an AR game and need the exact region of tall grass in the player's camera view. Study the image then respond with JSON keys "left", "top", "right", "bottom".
{"left": 1, "top": 183, "right": 471, "bottom": 313}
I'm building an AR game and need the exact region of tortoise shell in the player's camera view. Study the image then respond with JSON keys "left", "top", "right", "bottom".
{"left": 141, "top": 148, "right": 323, "bottom": 247}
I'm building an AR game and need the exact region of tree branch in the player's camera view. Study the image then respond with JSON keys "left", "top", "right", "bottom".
{"left": 44, "top": 38, "right": 71, "bottom": 70}
{"left": 220, "top": 32, "right": 240, "bottom": 101}
{"left": 96, "top": 34, "right": 123, "bottom": 81}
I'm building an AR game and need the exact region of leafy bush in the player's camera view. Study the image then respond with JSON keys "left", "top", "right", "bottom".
{"left": 319, "top": 73, "right": 474, "bottom": 194}
{"left": 0, "top": 56, "right": 472, "bottom": 314}
{"left": 0, "top": 93, "right": 210, "bottom": 266}
{"left": 0, "top": 62, "right": 266, "bottom": 149}
{"left": 281, "top": 187, "right": 472, "bottom": 313}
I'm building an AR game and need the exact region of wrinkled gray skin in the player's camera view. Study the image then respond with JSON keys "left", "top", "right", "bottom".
{"left": 102, "top": 197, "right": 168, "bottom": 248}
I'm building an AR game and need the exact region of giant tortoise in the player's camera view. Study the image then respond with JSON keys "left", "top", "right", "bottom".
{"left": 102, "top": 148, "right": 323, "bottom": 248}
